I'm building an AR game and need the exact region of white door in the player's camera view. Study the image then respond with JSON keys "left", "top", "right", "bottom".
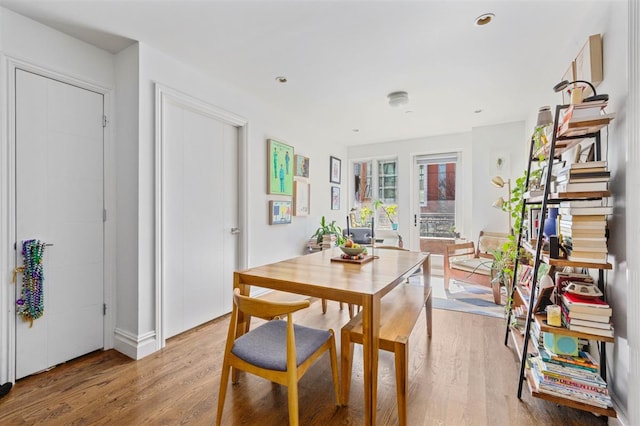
{"left": 163, "top": 97, "right": 238, "bottom": 338}
{"left": 15, "top": 70, "right": 104, "bottom": 378}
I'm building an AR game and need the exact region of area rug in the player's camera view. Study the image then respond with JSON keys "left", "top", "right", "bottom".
{"left": 429, "top": 276, "right": 507, "bottom": 319}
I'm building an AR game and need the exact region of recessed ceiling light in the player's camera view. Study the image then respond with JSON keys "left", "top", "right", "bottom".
{"left": 474, "top": 13, "right": 495, "bottom": 26}
{"left": 275, "top": 76, "right": 288, "bottom": 83}
{"left": 352, "top": 129, "right": 360, "bottom": 133}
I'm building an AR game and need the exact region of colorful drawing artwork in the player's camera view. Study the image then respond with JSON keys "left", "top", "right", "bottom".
{"left": 331, "top": 186, "right": 340, "bottom": 210}
{"left": 268, "top": 139, "right": 294, "bottom": 195}
{"left": 294, "top": 180, "right": 310, "bottom": 216}
{"left": 270, "top": 200, "right": 292, "bottom": 224}
{"left": 294, "top": 155, "right": 310, "bottom": 178}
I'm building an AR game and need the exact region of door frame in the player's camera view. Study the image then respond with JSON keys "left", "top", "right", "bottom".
{"left": 154, "top": 83, "right": 248, "bottom": 348}
{"left": 1, "top": 57, "right": 115, "bottom": 384}
{"left": 410, "top": 150, "right": 465, "bottom": 252}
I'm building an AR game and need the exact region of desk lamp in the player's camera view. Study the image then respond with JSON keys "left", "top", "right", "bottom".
{"left": 553, "top": 80, "right": 609, "bottom": 103}
{"left": 491, "top": 176, "right": 512, "bottom": 233}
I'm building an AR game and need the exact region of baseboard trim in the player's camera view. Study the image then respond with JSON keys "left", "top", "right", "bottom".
{"left": 113, "top": 328, "right": 157, "bottom": 360}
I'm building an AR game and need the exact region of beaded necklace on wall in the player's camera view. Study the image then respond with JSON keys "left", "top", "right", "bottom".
{"left": 16, "top": 239, "right": 46, "bottom": 327}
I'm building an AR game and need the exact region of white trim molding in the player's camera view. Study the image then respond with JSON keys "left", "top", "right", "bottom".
{"left": 113, "top": 328, "right": 157, "bottom": 360}
{"left": 154, "top": 83, "right": 248, "bottom": 350}
{"left": 627, "top": 1, "right": 640, "bottom": 425}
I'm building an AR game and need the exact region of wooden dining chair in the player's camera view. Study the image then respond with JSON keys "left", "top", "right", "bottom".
{"left": 217, "top": 289, "right": 340, "bottom": 426}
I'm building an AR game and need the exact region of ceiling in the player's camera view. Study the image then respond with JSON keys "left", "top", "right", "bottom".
{"left": 0, "top": 0, "right": 610, "bottom": 145}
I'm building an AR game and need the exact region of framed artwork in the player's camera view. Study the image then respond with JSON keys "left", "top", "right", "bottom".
{"left": 330, "top": 156, "right": 341, "bottom": 184}
{"left": 294, "top": 155, "right": 310, "bottom": 178}
{"left": 268, "top": 139, "right": 294, "bottom": 195}
{"left": 293, "top": 180, "right": 310, "bottom": 216}
{"left": 269, "top": 200, "right": 292, "bottom": 225}
{"left": 331, "top": 186, "right": 340, "bottom": 210}
{"left": 574, "top": 34, "right": 603, "bottom": 97}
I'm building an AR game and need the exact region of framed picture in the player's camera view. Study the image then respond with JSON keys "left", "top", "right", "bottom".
{"left": 269, "top": 200, "right": 292, "bottom": 225}
{"left": 268, "top": 139, "right": 294, "bottom": 195}
{"left": 293, "top": 180, "right": 310, "bottom": 216}
{"left": 330, "top": 156, "right": 341, "bottom": 184}
{"left": 294, "top": 155, "right": 310, "bottom": 178}
{"left": 331, "top": 186, "right": 340, "bottom": 210}
{"left": 533, "top": 284, "right": 555, "bottom": 314}
{"left": 574, "top": 34, "right": 603, "bottom": 97}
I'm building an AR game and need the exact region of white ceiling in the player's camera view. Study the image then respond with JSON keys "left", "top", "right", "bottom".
{"left": 0, "top": 0, "right": 611, "bottom": 145}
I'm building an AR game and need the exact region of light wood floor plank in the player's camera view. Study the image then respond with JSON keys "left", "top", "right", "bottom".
{"left": 0, "top": 299, "right": 607, "bottom": 425}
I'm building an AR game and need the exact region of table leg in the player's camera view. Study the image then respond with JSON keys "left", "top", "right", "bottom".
{"left": 423, "top": 255, "right": 432, "bottom": 337}
{"left": 362, "top": 294, "right": 380, "bottom": 426}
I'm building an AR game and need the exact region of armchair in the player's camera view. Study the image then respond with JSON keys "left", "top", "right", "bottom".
{"left": 443, "top": 231, "right": 510, "bottom": 305}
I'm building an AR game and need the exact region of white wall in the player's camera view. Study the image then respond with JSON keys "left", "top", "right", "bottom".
{"left": 113, "top": 43, "right": 140, "bottom": 358}
{"left": 347, "top": 121, "right": 525, "bottom": 248}
{"left": 0, "top": 6, "right": 116, "bottom": 382}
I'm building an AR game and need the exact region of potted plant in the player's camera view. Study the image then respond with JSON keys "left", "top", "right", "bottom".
{"left": 311, "top": 216, "right": 346, "bottom": 246}
{"left": 373, "top": 199, "right": 398, "bottom": 230}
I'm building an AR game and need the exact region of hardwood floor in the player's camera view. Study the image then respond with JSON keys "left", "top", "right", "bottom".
{"left": 0, "top": 299, "right": 607, "bottom": 425}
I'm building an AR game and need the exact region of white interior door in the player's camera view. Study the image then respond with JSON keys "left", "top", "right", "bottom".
{"left": 163, "top": 98, "right": 238, "bottom": 339}
{"left": 15, "top": 69, "right": 104, "bottom": 379}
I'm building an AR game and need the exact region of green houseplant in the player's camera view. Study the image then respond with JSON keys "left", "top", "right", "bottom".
{"left": 373, "top": 199, "right": 398, "bottom": 229}
{"left": 312, "top": 216, "right": 346, "bottom": 246}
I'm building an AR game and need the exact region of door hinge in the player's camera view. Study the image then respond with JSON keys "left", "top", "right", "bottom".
{"left": 103, "top": 303, "right": 107, "bottom": 316}
{"left": 103, "top": 209, "right": 107, "bottom": 222}
{"left": 103, "top": 115, "right": 108, "bottom": 128}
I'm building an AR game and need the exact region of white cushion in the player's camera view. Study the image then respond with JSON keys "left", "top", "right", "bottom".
{"left": 450, "top": 257, "right": 493, "bottom": 276}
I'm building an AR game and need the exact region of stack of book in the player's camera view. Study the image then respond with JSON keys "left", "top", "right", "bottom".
{"left": 558, "top": 200, "right": 612, "bottom": 263}
{"left": 321, "top": 234, "right": 337, "bottom": 249}
{"left": 554, "top": 160, "right": 610, "bottom": 193}
{"left": 560, "top": 292, "right": 613, "bottom": 338}
{"left": 307, "top": 237, "right": 321, "bottom": 251}
{"left": 557, "top": 99, "right": 615, "bottom": 138}
{"left": 529, "top": 347, "right": 612, "bottom": 408}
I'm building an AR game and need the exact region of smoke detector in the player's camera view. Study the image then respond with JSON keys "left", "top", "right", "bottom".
{"left": 388, "top": 91, "right": 409, "bottom": 107}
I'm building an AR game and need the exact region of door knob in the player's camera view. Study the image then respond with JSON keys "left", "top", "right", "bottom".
{"left": 230, "top": 228, "right": 240, "bottom": 235}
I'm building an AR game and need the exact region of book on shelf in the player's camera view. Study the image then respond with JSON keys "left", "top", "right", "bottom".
{"left": 567, "top": 254, "right": 608, "bottom": 264}
{"left": 528, "top": 357, "right": 612, "bottom": 408}
{"left": 570, "top": 160, "right": 607, "bottom": 170}
{"left": 565, "top": 323, "right": 615, "bottom": 337}
{"left": 557, "top": 113, "right": 616, "bottom": 138}
{"left": 565, "top": 239, "right": 608, "bottom": 250}
{"left": 554, "top": 181, "right": 608, "bottom": 192}
{"left": 561, "top": 303, "right": 611, "bottom": 326}
{"left": 568, "top": 170, "right": 610, "bottom": 179}
{"left": 560, "top": 230, "right": 607, "bottom": 240}
{"left": 530, "top": 357, "right": 608, "bottom": 390}
{"left": 565, "top": 176, "right": 610, "bottom": 184}
{"left": 559, "top": 214, "right": 607, "bottom": 222}
{"left": 566, "top": 317, "right": 613, "bottom": 330}
{"left": 558, "top": 206, "right": 613, "bottom": 216}
{"left": 559, "top": 199, "right": 604, "bottom": 208}
{"left": 561, "top": 308, "right": 611, "bottom": 323}
{"left": 562, "top": 293, "right": 612, "bottom": 315}
{"left": 539, "top": 346, "right": 599, "bottom": 370}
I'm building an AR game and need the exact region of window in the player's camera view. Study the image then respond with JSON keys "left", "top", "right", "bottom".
{"left": 351, "top": 158, "right": 397, "bottom": 229}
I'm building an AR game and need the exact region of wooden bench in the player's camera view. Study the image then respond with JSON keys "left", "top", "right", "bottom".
{"left": 340, "top": 281, "right": 432, "bottom": 426}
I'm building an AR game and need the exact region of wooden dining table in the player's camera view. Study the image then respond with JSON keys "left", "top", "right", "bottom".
{"left": 233, "top": 247, "right": 431, "bottom": 425}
